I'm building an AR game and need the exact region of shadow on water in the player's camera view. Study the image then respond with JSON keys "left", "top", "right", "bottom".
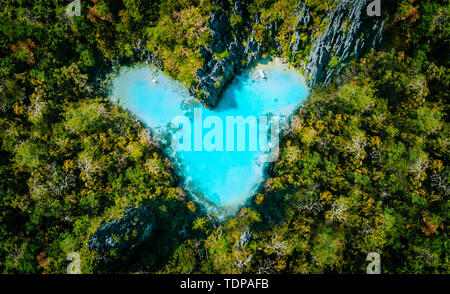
{"left": 214, "top": 57, "right": 273, "bottom": 112}
{"left": 216, "top": 91, "right": 239, "bottom": 110}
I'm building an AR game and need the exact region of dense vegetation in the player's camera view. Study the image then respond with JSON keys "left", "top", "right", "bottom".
{"left": 161, "top": 0, "right": 449, "bottom": 274}
{"left": 0, "top": 0, "right": 448, "bottom": 273}
{"left": 0, "top": 0, "right": 206, "bottom": 273}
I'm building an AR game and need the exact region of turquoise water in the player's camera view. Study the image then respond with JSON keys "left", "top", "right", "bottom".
{"left": 111, "top": 60, "right": 310, "bottom": 214}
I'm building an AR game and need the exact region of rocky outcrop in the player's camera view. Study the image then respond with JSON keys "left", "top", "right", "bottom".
{"left": 194, "top": 4, "right": 263, "bottom": 108}
{"left": 236, "top": 228, "right": 252, "bottom": 249}
{"left": 195, "top": 0, "right": 384, "bottom": 106}
{"left": 207, "top": 10, "right": 232, "bottom": 53}
{"left": 290, "top": 1, "right": 313, "bottom": 58}
{"left": 303, "top": 0, "right": 384, "bottom": 87}
{"left": 88, "top": 206, "right": 153, "bottom": 253}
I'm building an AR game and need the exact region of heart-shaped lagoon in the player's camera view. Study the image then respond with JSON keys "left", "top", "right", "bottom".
{"left": 111, "top": 59, "right": 310, "bottom": 214}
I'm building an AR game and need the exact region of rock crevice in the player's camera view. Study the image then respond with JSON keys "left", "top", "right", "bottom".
{"left": 303, "top": 0, "right": 385, "bottom": 87}
{"left": 194, "top": 4, "right": 263, "bottom": 108}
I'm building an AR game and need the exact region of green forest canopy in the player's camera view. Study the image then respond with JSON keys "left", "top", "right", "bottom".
{"left": 0, "top": 0, "right": 448, "bottom": 273}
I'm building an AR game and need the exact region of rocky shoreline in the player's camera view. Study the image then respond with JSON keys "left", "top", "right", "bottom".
{"left": 194, "top": 0, "right": 385, "bottom": 108}
{"left": 193, "top": 2, "right": 264, "bottom": 108}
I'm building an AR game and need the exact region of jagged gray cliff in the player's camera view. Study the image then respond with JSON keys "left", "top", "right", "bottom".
{"left": 195, "top": 0, "right": 385, "bottom": 107}
{"left": 303, "top": 0, "right": 384, "bottom": 87}
{"left": 290, "top": 0, "right": 313, "bottom": 59}
{"left": 194, "top": 4, "right": 263, "bottom": 108}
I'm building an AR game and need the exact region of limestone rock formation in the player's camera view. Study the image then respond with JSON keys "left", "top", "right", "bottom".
{"left": 194, "top": 0, "right": 384, "bottom": 107}
{"left": 194, "top": 3, "right": 262, "bottom": 108}
{"left": 236, "top": 228, "right": 252, "bottom": 249}
{"left": 88, "top": 206, "right": 153, "bottom": 253}
{"left": 291, "top": 1, "right": 313, "bottom": 57}
{"left": 303, "top": 0, "right": 385, "bottom": 87}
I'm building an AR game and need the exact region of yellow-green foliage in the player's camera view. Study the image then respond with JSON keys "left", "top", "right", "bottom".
{"left": 0, "top": 0, "right": 448, "bottom": 275}
{"left": 146, "top": 2, "right": 214, "bottom": 87}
